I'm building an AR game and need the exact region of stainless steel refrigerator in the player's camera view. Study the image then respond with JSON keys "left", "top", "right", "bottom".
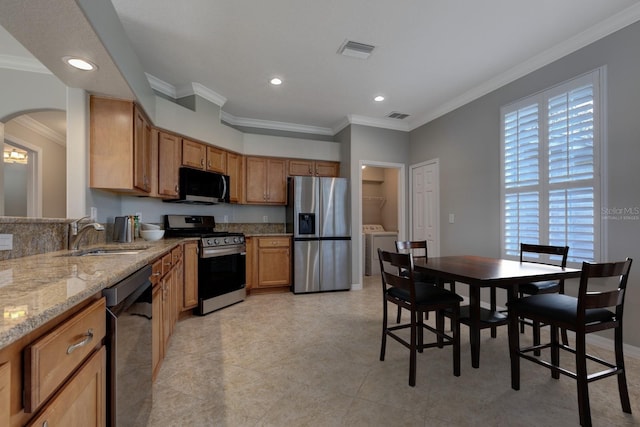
{"left": 286, "top": 176, "right": 351, "bottom": 293}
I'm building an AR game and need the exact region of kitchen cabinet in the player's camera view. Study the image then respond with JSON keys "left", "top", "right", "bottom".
{"left": 0, "top": 297, "right": 107, "bottom": 426}
{"left": 157, "top": 130, "right": 182, "bottom": 198}
{"left": 90, "top": 96, "right": 152, "bottom": 194}
{"left": 288, "top": 159, "right": 340, "bottom": 177}
{"left": 226, "top": 151, "right": 244, "bottom": 203}
{"left": 182, "top": 138, "right": 227, "bottom": 173}
{"left": 183, "top": 241, "right": 199, "bottom": 310}
{"left": 245, "top": 156, "right": 287, "bottom": 205}
{"left": 1, "top": 362, "right": 9, "bottom": 427}
{"left": 26, "top": 347, "right": 106, "bottom": 427}
{"left": 252, "top": 236, "right": 291, "bottom": 290}
{"left": 151, "top": 244, "right": 184, "bottom": 380}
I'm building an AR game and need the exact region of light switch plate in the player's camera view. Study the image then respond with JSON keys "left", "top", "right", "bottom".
{"left": 449, "top": 213, "right": 455, "bottom": 224}
{"left": 0, "top": 234, "right": 13, "bottom": 251}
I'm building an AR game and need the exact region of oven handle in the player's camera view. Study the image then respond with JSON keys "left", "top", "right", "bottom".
{"left": 201, "top": 246, "right": 246, "bottom": 258}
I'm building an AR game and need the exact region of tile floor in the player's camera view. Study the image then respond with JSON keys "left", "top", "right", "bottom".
{"left": 147, "top": 276, "right": 640, "bottom": 426}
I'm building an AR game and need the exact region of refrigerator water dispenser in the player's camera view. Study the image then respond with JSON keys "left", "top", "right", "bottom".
{"left": 298, "top": 213, "right": 315, "bottom": 234}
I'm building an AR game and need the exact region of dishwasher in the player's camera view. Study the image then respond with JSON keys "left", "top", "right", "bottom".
{"left": 103, "top": 265, "right": 153, "bottom": 427}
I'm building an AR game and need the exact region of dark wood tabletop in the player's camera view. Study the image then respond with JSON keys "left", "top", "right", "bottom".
{"left": 414, "top": 255, "right": 581, "bottom": 368}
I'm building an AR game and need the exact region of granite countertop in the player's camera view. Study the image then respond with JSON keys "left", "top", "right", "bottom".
{"left": 0, "top": 238, "right": 191, "bottom": 349}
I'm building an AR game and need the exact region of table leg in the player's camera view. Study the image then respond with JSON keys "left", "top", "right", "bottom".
{"left": 469, "top": 285, "right": 481, "bottom": 368}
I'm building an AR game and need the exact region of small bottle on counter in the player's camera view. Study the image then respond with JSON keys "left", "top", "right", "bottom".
{"left": 134, "top": 215, "right": 140, "bottom": 239}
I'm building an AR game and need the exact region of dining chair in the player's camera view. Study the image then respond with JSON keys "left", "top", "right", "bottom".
{"left": 508, "top": 258, "right": 633, "bottom": 427}
{"left": 394, "top": 240, "right": 456, "bottom": 324}
{"left": 378, "top": 248, "right": 461, "bottom": 386}
{"left": 518, "top": 243, "right": 570, "bottom": 352}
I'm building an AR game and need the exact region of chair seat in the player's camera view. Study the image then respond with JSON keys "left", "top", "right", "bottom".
{"left": 509, "top": 294, "right": 614, "bottom": 325}
{"left": 519, "top": 280, "right": 560, "bottom": 295}
{"left": 388, "top": 284, "right": 463, "bottom": 305}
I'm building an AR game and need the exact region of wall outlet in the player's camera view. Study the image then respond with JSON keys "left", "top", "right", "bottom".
{"left": 90, "top": 207, "right": 97, "bottom": 222}
{"left": 0, "top": 234, "right": 13, "bottom": 251}
{"left": 449, "top": 213, "right": 455, "bottom": 224}
{"left": 223, "top": 215, "right": 229, "bottom": 223}
{"left": 263, "top": 216, "right": 269, "bottom": 223}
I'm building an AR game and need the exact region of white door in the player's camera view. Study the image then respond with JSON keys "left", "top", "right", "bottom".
{"left": 411, "top": 160, "right": 440, "bottom": 257}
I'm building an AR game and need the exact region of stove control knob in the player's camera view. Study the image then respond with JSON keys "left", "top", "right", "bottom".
{"left": 233, "top": 237, "right": 239, "bottom": 243}
{"left": 213, "top": 239, "right": 219, "bottom": 245}
{"left": 224, "top": 237, "right": 230, "bottom": 244}
{"left": 206, "top": 239, "right": 212, "bottom": 246}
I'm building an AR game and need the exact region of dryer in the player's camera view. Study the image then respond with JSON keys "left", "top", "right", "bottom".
{"left": 363, "top": 224, "right": 398, "bottom": 275}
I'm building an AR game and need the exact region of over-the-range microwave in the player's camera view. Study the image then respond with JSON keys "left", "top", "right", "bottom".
{"left": 164, "top": 167, "right": 230, "bottom": 204}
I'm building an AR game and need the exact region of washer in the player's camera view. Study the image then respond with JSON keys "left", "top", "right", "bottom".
{"left": 363, "top": 224, "right": 398, "bottom": 275}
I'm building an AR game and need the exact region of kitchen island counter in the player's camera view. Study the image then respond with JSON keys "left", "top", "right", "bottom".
{"left": 0, "top": 238, "right": 194, "bottom": 349}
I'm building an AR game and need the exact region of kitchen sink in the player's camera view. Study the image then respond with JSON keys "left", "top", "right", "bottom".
{"left": 60, "top": 247, "right": 150, "bottom": 257}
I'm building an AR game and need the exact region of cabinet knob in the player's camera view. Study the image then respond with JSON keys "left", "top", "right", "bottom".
{"left": 201, "top": 159, "right": 205, "bottom": 166}
{"left": 175, "top": 184, "right": 179, "bottom": 193}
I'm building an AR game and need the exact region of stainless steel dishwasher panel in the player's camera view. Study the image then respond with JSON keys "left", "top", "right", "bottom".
{"left": 103, "top": 265, "right": 152, "bottom": 427}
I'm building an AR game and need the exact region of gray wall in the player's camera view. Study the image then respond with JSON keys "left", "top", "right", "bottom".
{"left": 409, "top": 21, "right": 640, "bottom": 347}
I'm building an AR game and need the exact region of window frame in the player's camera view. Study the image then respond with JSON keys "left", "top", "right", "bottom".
{"left": 500, "top": 67, "right": 607, "bottom": 266}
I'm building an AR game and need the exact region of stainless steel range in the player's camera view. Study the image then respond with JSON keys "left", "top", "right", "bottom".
{"left": 164, "top": 215, "right": 246, "bottom": 315}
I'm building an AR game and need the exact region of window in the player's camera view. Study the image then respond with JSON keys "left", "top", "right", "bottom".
{"left": 501, "top": 69, "right": 603, "bottom": 264}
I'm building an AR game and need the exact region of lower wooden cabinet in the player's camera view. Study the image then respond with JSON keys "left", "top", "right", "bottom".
{"left": 183, "top": 241, "right": 199, "bottom": 310}
{"left": 26, "top": 347, "right": 106, "bottom": 427}
{"left": 0, "top": 362, "right": 10, "bottom": 427}
{"left": 248, "top": 236, "right": 291, "bottom": 292}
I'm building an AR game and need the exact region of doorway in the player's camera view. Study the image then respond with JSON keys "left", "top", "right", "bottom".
{"left": 358, "top": 160, "right": 405, "bottom": 285}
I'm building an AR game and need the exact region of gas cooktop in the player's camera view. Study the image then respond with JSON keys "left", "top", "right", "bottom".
{"left": 164, "top": 215, "right": 245, "bottom": 248}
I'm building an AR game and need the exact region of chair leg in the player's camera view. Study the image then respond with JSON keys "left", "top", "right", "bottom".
{"left": 436, "top": 309, "right": 444, "bottom": 348}
{"left": 418, "top": 310, "right": 424, "bottom": 353}
{"left": 614, "top": 325, "right": 632, "bottom": 414}
{"left": 452, "top": 306, "right": 460, "bottom": 377}
{"left": 575, "top": 331, "right": 592, "bottom": 427}
{"left": 380, "top": 300, "right": 388, "bottom": 361}
{"left": 490, "top": 287, "right": 497, "bottom": 338}
{"left": 561, "top": 328, "right": 569, "bottom": 347}
{"left": 508, "top": 307, "right": 521, "bottom": 390}
{"left": 550, "top": 326, "right": 560, "bottom": 380}
{"left": 396, "top": 306, "right": 402, "bottom": 324}
{"left": 533, "top": 320, "right": 541, "bottom": 356}
{"left": 409, "top": 309, "right": 417, "bottom": 387}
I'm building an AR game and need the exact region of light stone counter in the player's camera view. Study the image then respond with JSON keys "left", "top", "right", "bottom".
{"left": 0, "top": 238, "right": 192, "bottom": 349}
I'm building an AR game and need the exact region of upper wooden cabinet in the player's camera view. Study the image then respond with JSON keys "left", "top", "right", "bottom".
{"left": 245, "top": 156, "right": 287, "bottom": 205}
{"left": 157, "top": 131, "right": 182, "bottom": 198}
{"left": 90, "top": 96, "right": 152, "bottom": 194}
{"left": 288, "top": 159, "right": 340, "bottom": 177}
{"left": 226, "top": 152, "right": 244, "bottom": 204}
{"left": 182, "top": 138, "right": 227, "bottom": 173}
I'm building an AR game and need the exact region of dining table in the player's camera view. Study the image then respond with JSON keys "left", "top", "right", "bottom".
{"left": 413, "top": 255, "right": 582, "bottom": 368}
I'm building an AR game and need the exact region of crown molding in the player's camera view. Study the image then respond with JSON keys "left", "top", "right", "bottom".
{"left": 12, "top": 115, "right": 66, "bottom": 147}
{"left": 221, "top": 111, "right": 334, "bottom": 136}
{"left": 347, "top": 114, "right": 411, "bottom": 132}
{"left": 0, "top": 54, "right": 51, "bottom": 74}
{"left": 146, "top": 72, "right": 176, "bottom": 98}
{"left": 409, "top": 4, "right": 640, "bottom": 131}
{"left": 176, "top": 82, "right": 227, "bottom": 107}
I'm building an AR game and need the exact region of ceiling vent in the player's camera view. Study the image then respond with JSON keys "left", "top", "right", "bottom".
{"left": 338, "top": 40, "right": 375, "bottom": 59}
{"left": 387, "top": 112, "right": 410, "bottom": 120}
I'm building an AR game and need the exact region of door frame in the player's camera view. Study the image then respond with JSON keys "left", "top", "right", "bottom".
{"left": 358, "top": 160, "right": 406, "bottom": 284}
{"left": 4, "top": 133, "right": 42, "bottom": 217}
{"left": 409, "top": 158, "right": 440, "bottom": 257}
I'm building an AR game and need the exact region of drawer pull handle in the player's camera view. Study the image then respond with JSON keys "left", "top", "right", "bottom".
{"left": 67, "top": 329, "right": 94, "bottom": 354}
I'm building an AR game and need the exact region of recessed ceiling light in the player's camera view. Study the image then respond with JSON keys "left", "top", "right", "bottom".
{"left": 63, "top": 56, "right": 97, "bottom": 71}
{"left": 270, "top": 77, "right": 283, "bottom": 85}
{"left": 374, "top": 95, "right": 385, "bottom": 102}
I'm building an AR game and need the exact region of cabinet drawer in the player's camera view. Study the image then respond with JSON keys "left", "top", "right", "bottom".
{"left": 150, "top": 259, "right": 163, "bottom": 285}
{"left": 258, "top": 237, "right": 290, "bottom": 248}
{"left": 171, "top": 245, "right": 183, "bottom": 264}
{"left": 161, "top": 253, "right": 173, "bottom": 276}
{"left": 24, "top": 298, "right": 106, "bottom": 413}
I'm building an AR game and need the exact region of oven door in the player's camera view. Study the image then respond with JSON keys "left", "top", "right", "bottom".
{"left": 197, "top": 249, "right": 246, "bottom": 315}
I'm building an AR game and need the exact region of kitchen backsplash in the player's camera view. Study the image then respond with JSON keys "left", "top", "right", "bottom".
{"left": 0, "top": 218, "right": 286, "bottom": 260}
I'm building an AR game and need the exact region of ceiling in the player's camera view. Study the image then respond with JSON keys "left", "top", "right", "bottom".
{"left": 2, "top": 1, "right": 640, "bottom": 136}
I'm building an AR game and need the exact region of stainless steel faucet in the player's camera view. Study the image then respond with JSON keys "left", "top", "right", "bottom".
{"left": 68, "top": 216, "right": 105, "bottom": 250}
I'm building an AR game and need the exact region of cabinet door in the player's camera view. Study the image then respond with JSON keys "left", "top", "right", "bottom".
{"left": 133, "top": 107, "right": 152, "bottom": 192}
{"left": 245, "top": 157, "right": 268, "bottom": 203}
{"left": 161, "top": 272, "right": 173, "bottom": 348}
{"left": 315, "top": 161, "right": 340, "bottom": 177}
{"left": 288, "top": 159, "right": 313, "bottom": 176}
{"left": 182, "top": 139, "right": 206, "bottom": 169}
{"left": 226, "top": 152, "right": 243, "bottom": 203}
{"left": 183, "top": 242, "right": 199, "bottom": 310}
{"left": 257, "top": 237, "right": 291, "bottom": 287}
{"left": 152, "top": 284, "right": 163, "bottom": 381}
{"left": 26, "top": 347, "right": 106, "bottom": 427}
{"left": 206, "top": 146, "right": 227, "bottom": 173}
{"left": 0, "top": 362, "right": 9, "bottom": 427}
{"left": 266, "top": 158, "right": 287, "bottom": 204}
{"left": 158, "top": 131, "right": 181, "bottom": 198}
